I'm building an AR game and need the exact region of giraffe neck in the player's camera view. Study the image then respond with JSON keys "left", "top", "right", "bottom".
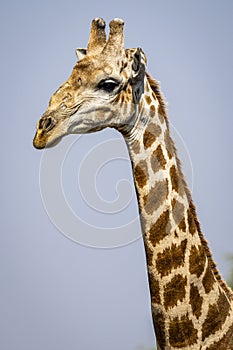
{"left": 124, "top": 74, "right": 233, "bottom": 349}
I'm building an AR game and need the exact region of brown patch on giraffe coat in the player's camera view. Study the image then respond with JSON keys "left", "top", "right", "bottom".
{"left": 126, "top": 86, "right": 132, "bottom": 94}
{"left": 189, "top": 245, "right": 206, "bottom": 278}
{"left": 189, "top": 283, "right": 203, "bottom": 319}
{"left": 202, "top": 262, "right": 216, "bottom": 293}
{"left": 143, "top": 179, "right": 168, "bottom": 215}
{"left": 206, "top": 326, "right": 233, "bottom": 349}
{"left": 196, "top": 224, "right": 233, "bottom": 302}
{"left": 145, "top": 244, "right": 154, "bottom": 267}
{"left": 187, "top": 207, "right": 196, "bottom": 235}
{"left": 202, "top": 290, "right": 231, "bottom": 341}
{"left": 169, "top": 316, "right": 198, "bottom": 347}
{"left": 134, "top": 160, "right": 148, "bottom": 189}
{"left": 131, "top": 139, "right": 140, "bottom": 154}
{"left": 178, "top": 217, "right": 186, "bottom": 232}
{"left": 158, "top": 104, "right": 165, "bottom": 123}
{"left": 145, "top": 95, "right": 152, "bottom": 105}
{"left": 172, "top": 199, "right": 185, "bottom": 226}
{"left": 148, "top": 209, "right": 171, "bottom": 246}
{"left": 150, "top": 145, "right": 166, "bottom": 173}
{"left": 170, "top": 165, "right": 180, "bottom": 193}
{"left": 149, "top": 104, "right": 156, "bottom": 118}
{"left": 143, "top": 123, "right": 161, "bottom": 149}
{"left": 164, "top": 130, "right": 175, "bottom": 159}
{"left": 120, "top": 93, "right": 125, "bottom": 103}
{"left": 120, "top": 60, "right": 128, "bottom": 73}
{"left": 148, "top": 271, "right": 161, "bottom": 304}
{"left": 156, "top": 239, "right": 187, "bottom": 277}
{"left": 163, "top": 274, "right": 187, "bottom": 310}
{"left": 152, "top": 91, "right": 157, "bottom": 100}
{"left": 152, "top": 310, "right": 166, "bottom": 349}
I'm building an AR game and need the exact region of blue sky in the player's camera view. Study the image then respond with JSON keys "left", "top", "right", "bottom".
{"left": 1, "top": 1, "right": 233, "bottom": 349}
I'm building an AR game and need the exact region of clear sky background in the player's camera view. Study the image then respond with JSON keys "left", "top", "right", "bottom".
{"left": 1, "top": 1, "right": 233, "bottom": 349}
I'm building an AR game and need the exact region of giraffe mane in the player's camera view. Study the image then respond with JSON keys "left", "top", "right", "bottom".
{"left": 146, "top": 72, "right": 168, "bottom": 120}
{"left": 146, "top": 71, "right": 233, "bottom": 301}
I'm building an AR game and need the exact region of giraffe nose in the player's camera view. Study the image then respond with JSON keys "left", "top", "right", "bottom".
{"left": 38, "top": 116, "right": 56, "bottom": 132}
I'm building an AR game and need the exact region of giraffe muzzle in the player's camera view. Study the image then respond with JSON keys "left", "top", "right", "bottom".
{"left": 33, "top": 115, "right": 59, "bottom": 149}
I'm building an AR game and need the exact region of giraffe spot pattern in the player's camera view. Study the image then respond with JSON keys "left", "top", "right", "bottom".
{"left": 134, "top": 160, "right": 148, "bottom": 188}
{"left": 202, "top": 290, "right": 231, "bottom": 341}
{"left": 152, "top": 310, "right": 166, "bottom": 350}
{"left": 168, "top": 316, "right": 198, "bottom": 348}
{"left": 170, "top": 165, "right": 180, "bottom": 193}
{"left": 206, "top": 326, "right": 233, "bottom": 349}
{"left": 148, "top": 209, "right": 171, "bottom": 246}
{"left": 148, "top": 271, "right": 161, "bottom": 304}
{"left": 143, "top": 129, "right": 155, "bottom": 149}
{"left": 143, "top": 179, "right": 168, "bottom": 215}
{"left": 158, "top": 104, "right": 166, "bottom": 123}
{"left": 120, "top": 93, "right": 125, "bottom": 103}
{"left": 131, "top": 139, "right": 140, "bottom": 154}
{"left": 187, "top": 207, "right": 196, "bottom": 235}
{"left": 119, "top": 60, "right": 128, "bottom": 73}
{"left": 178, "top": 217, "right": 186, "bottom": 232}
{"left": 150, "top": 145, "right": 166, "bottom": 173}
{"left": 151, "top": 91, "right": 157, "bottom": 100}
{"left": 156, "top": 239, "right": 187, "bottom": 277}
{"left": 149, "top": 104, "right": 156, "bottom": 118}
{"left": 202, "top": 261, "right": 216, "bottom": 294}
{"left": 172, "top": 199, "right": 185, "bottom": 226}
{"left": 145, "top": 95, "right": 152, "bottom": 105}
{"left": 189, "top": 283, "right": 203, "bottom": 319}
{"left": 163, "top": 274, "right": 187, "bottom": 310}
{"left": 189, "top": 245, "right": 206, "bottom": 278}
{"left": 164, "top": 129, "right": 175, "bottom": 159}
{"left": 143, "top": 123, "right": 161, "bottom": 149}
{"left": 145, "top": 244, "right": 154, "bottom": 266}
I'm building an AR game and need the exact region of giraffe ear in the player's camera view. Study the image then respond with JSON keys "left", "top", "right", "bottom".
{"left": 132, "top": 48, "right": 147, "bottom": 78}
{"left": 75, "top": 48, "right": 87, "bottom": 61}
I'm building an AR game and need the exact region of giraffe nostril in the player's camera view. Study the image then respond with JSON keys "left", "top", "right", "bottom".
{"left": 39, "top": 116, "right": 55, "bottom": 132}
{"left": 44, "top": 117, "right": 52, "bottom": 130}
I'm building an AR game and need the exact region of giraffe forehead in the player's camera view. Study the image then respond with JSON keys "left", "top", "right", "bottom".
{"left": 71, "top": 60, "right": 106, "bottom": 82}
{"left": 78, "top": 52, "right": 122, "bottom": 70}
{"left": 72, "top": 49, "right": 135, "bottom": 81}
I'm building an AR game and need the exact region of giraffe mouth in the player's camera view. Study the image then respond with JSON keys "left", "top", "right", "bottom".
{"left": 33, "top": 132, "right": 63, "bottom": 149}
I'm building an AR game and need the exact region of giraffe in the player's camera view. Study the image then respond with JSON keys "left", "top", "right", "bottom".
{"left": 33, "top": 18, "right": 233, "bottom": 349}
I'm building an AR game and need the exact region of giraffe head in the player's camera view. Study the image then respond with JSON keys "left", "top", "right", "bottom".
{"left": 33, "top": 18, "right": 146, "bottom": 149}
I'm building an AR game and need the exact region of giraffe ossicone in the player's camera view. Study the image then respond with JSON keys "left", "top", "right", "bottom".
{"left": 33, "top": 18, "right": 233, "bottom": 349}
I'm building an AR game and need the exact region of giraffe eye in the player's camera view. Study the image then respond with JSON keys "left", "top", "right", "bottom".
{"left": 97, "top": 79, "right": 119, "bottom": 93}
